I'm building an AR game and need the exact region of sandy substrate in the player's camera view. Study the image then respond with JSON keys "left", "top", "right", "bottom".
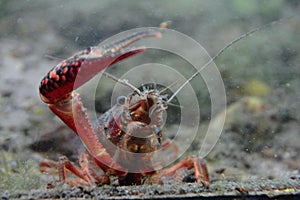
{"left": 1, "top": 178, "right": 299, "bottom": 199}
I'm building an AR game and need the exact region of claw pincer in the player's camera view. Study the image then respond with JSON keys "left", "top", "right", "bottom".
{"left": 39, "top": 30, "right": 161, "bottom": 104}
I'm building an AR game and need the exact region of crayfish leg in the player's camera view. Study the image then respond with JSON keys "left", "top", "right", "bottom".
{"left": 40, "top": 152, "right": 110, "bottom": 187}
{"left": 150, "top": 156, "right": 210, "bottom": 188}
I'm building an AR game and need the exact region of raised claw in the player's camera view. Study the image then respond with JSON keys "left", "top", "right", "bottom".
{"left": 39, "top": 29, "right": 161, "bottom": 104}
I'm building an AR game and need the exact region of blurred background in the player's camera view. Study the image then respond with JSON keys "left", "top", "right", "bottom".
{"left": 0, "top": 0, "right": 299, "bottom": 192}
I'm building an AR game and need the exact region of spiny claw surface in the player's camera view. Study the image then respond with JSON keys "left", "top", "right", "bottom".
{"left": 39, "top": 29, "right": 161, "bottom": 104}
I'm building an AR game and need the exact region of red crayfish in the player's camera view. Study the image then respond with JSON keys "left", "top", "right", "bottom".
{"left": 39, "top": 29, "right": 209, "bottom": 187}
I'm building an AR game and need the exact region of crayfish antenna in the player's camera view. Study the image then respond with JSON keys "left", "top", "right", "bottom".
{"left": 102, "top": 71, "right": 142, "bottom": 96}
{"left": 167, "top": 17, "right": 292, "bottom": 103}
{"left": 159, "top": 79, "right": 181, "bottom": 95}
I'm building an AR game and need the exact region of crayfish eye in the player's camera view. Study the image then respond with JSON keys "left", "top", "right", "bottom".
{"left": 117, "top": 96, "right": 127, "bottom": 105}
{"left": 161, "top": 96, "right": 168, "bottom": 102}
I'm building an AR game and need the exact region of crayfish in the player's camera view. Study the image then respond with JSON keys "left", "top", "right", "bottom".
{"left": 39, "top": 29, "right": 209, "bottom": 187}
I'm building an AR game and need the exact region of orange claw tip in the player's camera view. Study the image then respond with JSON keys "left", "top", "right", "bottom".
{"left": 159, "top": 21, "right": 172, "bottom": 29}
{"left": 155, "top": 32, "right": 162, "bottom": 38}
{"left": 145, "top": 29, "right": 161, "bottom": 38}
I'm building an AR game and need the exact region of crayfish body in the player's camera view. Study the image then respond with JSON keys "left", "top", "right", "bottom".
{"left": 39, "top": 29, "right": 209, "bottom": 187}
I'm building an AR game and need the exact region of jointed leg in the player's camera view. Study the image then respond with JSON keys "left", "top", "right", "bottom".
{"left": 40, "top": 152, "right": 110, "bottom": 186}
{"left": 150, "top": 156, "right": 209, "bottom": 188}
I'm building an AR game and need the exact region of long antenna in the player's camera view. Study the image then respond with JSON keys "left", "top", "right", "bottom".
{"left": 159, "top": 79, "right": 181, "bottom": 95}
{"left": 102, "top": 71, "right": 142, "bottom": 95}
{"left": 167, "top": 16, "right": 293, "bottom": 103}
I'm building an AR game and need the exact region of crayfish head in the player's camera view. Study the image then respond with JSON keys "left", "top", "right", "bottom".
{"left": 128, "top": 90, "right": 167, "bottom": 124}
